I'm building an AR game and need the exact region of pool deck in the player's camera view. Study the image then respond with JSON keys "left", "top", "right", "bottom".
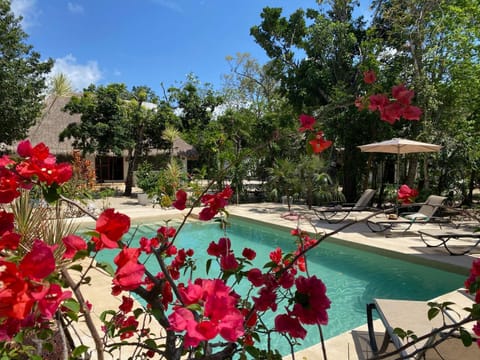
{"left": 72, "top": 196, "right": 479, "bottom": 359}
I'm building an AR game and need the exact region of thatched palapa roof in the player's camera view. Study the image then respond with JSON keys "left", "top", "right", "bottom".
{"left": 12, "top": 95, "right": 197, "bottom": 159}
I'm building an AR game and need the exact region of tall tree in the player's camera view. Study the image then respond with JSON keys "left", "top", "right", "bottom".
{"left": 250, "top": 1, "right": 377, "bottom": 201}
{"left": 369, "top": 0, "right": 480, "bottom": 199}
{"left": 0, "top": 1, "right": 53, "bottom": 144}
{"left": 60, "top": 84, "right": 173, "bottom": 196}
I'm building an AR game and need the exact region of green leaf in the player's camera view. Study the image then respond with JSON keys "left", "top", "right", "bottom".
{"left": 100, "top": 310, "right": 117, "bottom": 322}
{"left": 460, "top": 329, "right": 473, "bottom": 346}
{"left": 71, "top": 345, "right": 89, "bottom": 357}
{"left": 427, "top": 307, "right": 440, "bottom": 320}
{"left": 69, "top": 264, "right": 83, "bottom": 272}
{"left": 62, "top": 298, "right": 80, "bottom": 313}
{"left": 96, "top": 261, "right": 115, "bottom": 276}
{"left": 206, "top": 258, "right": 212, "bottom": 275}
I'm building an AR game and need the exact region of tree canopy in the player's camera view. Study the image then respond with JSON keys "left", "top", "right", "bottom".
{"left": 0, "top": 0, "right": 53, "bottom": 144}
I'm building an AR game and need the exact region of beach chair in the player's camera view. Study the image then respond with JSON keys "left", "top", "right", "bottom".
{"left": 366, "top": 195, "right": 448, "bottom": 233}
{"left": 418, "top": 228, "right": 480, "bottom": 255}
{"left": 312, "top": 188, "right": 376, "bottom": 223}
{"left": 366, "top": 292, "right": 477, "bottom": 359}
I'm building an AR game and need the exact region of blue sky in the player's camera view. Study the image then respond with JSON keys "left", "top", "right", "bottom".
{"left": 12, "top": 0, "right": 372, "bottom": 93}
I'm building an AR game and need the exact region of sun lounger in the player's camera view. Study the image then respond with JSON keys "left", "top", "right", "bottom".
{"left": 366, "top": 195, "right": 448, "bottom": 233}
{"left": 313, "top": 188, "right": 376, "bottom": 223}
{"left": 418, "top": 229, "right": 480, "bottom": 255}
{"left": 366, "top": 292, "right": 476, "bottom": 359}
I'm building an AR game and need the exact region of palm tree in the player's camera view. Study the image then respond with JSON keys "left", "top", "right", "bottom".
{"left": 48, "top": 73, "right": 73, "bottom": 96}
{"left": 162, "top": 125, "right": 180, "bottom": 160}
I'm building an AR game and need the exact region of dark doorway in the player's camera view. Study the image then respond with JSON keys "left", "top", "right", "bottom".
{"left": 95, "top": 156, "right": 123, "bottom": 182}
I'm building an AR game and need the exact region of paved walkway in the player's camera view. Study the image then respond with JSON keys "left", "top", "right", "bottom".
{"left": 71, "top": 195, "right": 479, "bottom": 359}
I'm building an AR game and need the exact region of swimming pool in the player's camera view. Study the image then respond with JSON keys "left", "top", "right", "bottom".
{"left": 95, "top": 217, "right": 466, "bottom": 355}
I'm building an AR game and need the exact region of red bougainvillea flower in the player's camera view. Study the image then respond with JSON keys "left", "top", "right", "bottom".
{"left": 198, "top": 186, "right": 233, "bottom": 221}
{"left": 119, "top": 296, "right": 134, "bottom": 313}
{"left": 309, "top": 131, "right": 333, "bottom": 154}
{"left": 363, "top": 84, "right": 422, "bottom": 124}
{"left": 0, "top": 168, "right": 20, "bottom": 203}
{"left": 0, "top": 210, "right": 14, "bottom": 235}
{"left": 0, "top": 260, "right": 32, "bottom": 321}
{"left": 92, "top": 209, "right": 130, "bottom": 250}
{"left": 62, "top": 234, "right": 87, "bottom": 259}
{"left": 34, "top": 283, "right": 72, "bottom": 319}
{"left": 298, "top": 114, "right": 316, "bottom": 132}
{"left": 157, "top": 226, "right": 176, "bottom": 241}
{"left": 291, "top": 276, "right": 330, "bottom": 325}
{"left": 397, "top": 184, "right": 419, "bottom": 204}
{"left": 242, "top": 247, "right": 256, "bottom": 260}
{"left": 172, "top": 189, "right": 187, "bottom": 210}
{"left": 274, "top": 313, "right": 307, "bottom": 339}
{"left": 19, "top": 240, "right": 56, "bottom": 280}
{"left": 15, "top": 140, "right": 73, "bottom": 186}
{"left": 112, "top": 247, "right": 145, "bottom": 292}
{"left": 363, "top": 70, "right": 377, "bottom": 84}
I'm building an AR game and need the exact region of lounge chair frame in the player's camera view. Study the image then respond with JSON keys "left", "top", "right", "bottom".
{"left": 313, "top": 189, "right": 376, "bottom": 224}
{"left": 418, "top": 229, "right": 480, "bottom": 255}
{"left": 366, "top": 195, "right": 448, "bottom": 233}
{"left": 366, "top": 296, "right": 475, "bottom": 359}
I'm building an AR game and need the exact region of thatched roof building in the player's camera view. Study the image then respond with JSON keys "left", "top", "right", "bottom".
{"left": 14, "top": 94, "right": 197, "bottom": 159}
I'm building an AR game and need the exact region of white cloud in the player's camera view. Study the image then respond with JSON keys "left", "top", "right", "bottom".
{"left": 10, "top": 0, "right": 40, "bottom": 28}
{"left": 50, "top": 54, "right": 102, "bottom": 91}
{"left": 150, "top": 0, "right": 183, "bottom": 13}
{"left": 67, "top": 2, "right": 84, "bottom": 14}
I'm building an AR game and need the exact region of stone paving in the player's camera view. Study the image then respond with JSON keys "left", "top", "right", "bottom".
{"left": 71, "top": 195, "right": 479, "bottom": 359}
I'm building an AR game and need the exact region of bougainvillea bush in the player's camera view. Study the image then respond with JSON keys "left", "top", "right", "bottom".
{"left": 1, "top": 83, "right": 479, "bottom": 359}
{"left": 0, "top": 140, "right": 334, "bottom": 360}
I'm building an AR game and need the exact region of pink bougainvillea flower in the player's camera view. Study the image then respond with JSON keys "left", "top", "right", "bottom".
{"left": 168, "top": 279, "right": 244, "bottom": 347}
{"left": 19, "top": 240, "right": 56, "bottom": 280}
{"left": 402, "top": 105, "right": 422, "bottom": 120}
{"left": 274, "top": 313, "right": 307, "bottom": 339}
{"left": 291, "top": 276, "right": 330, "bottom": 325}
{"left": 62, "top": 234, "right": 87, "bottom": 259}
{"left": 392, "top": 84, "right": 414, "bottom": 105}
{"left": 368, "top": 94, "right": 389, "bottom": 112}
{"left": 309, "top": 131, "right": 333, "bottom": 154}
{"left": 397, "top": 184, "right": 419, "bottom": 204}
{"left": 92, "top": 209, "right": 130, "bottom": 250}
{"left": 298, "top": 114, "right": 316, "bottom": 132}
{"left": 379, "top": 101, "right": 404, "bottom": 124}
{"left": 354, "top": 96, "right": 366, "bottom": 110}
{"left": 172, "top": 189, "right": 187, "bottom": 210}
{"left": 363, "top": 70, "right": 377, "bottom": 84}
{"left": 207, "top": 237, "right": 231, "bottom": 257}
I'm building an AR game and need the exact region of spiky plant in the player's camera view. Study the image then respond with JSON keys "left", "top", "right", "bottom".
{"left": 11, "top": 190, "right": 80, "bottom": 264}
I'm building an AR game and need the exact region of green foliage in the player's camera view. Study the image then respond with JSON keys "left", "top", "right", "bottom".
{"left": 135, "top": 161, "right": 159, "bottom": 195}
{"left": 0, "top": 1, "right": 53, "bottom": 144}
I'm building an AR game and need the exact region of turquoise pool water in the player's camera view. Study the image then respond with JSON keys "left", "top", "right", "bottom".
{"left": 95, "top": 217, "right": 466, "bottom": 355}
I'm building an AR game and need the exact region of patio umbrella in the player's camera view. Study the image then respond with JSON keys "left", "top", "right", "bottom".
{"left": 357, "top": 138, "right": 442, "bottom": 191}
